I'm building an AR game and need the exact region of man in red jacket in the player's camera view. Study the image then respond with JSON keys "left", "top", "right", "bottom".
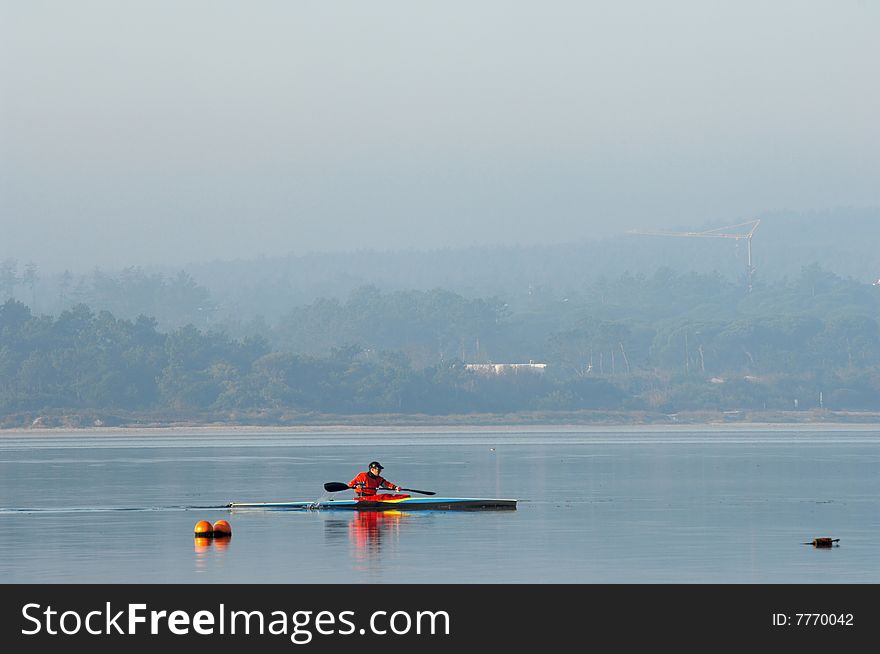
{"left": 349, "top": 461, "right": 401, "bottom": 497}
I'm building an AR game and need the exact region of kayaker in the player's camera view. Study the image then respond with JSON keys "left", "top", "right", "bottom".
{"left": 349, "top": 461, "right": 401, "bottom": 497}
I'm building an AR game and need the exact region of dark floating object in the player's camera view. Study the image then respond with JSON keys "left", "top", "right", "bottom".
{"left": 803, "top": 537, "right": 840, "bottom": 547}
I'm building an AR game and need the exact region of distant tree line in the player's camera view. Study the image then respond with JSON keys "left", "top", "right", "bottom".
{"left": 0, "top": 260, "right": 212, "bottom": 330}
{"left": 4, "top": 259, "right": 880, "bottom": 422}
{"left": 0, "top": 298, "right": 622, "bottom": 420}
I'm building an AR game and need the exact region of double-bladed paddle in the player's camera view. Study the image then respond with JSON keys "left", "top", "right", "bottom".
{"left": 323, "top": 481, "right": 435, "bottom": 496}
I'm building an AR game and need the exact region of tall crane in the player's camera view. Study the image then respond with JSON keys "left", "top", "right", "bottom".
{"left": 628, "top": 219, "right": 761, "bottom": 291}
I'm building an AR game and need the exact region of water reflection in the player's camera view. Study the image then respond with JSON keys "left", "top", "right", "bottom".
{"left": 324, "top": 511, "right": 405, "bottom": 563}
{"left": 6, "top": 433, "right": 878, "bottom": 583}
{"left": 193, "top": 535, "right": 232, "bottom": 573}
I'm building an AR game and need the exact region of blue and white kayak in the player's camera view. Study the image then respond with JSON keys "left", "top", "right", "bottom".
{"left": 227, "top": 497, "right": 517, "bottom": 511}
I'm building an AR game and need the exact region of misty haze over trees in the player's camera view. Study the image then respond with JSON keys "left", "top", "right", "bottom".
{"left": 6, "top": 209, "right": 880, "bottom": 327}
{"left": 3, "top": 210, "right": 880, "bottom": 426}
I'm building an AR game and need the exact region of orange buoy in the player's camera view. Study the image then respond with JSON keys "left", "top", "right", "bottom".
{"left": 194, "top": 520, "right": 214, "bottom": 538}
{"left": 212, "top": 519, "right": 232, "bottom": 537}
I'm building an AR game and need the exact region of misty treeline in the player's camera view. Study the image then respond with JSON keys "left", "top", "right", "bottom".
{"left": 0, "top": 297, "right": 622, "bottom": 419}
{"left": 3, "top": 259, "right": 880, "bottom": 422}
{"left": 8, "top": 209, "right": 880, "bottom": 329}
{"left": 1, "top": 259, "right": 212, "bottom": 329}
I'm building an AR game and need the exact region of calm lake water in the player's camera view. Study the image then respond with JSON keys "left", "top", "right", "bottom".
{"left": 1, "top": 426, "right": 878, "bottom": 583}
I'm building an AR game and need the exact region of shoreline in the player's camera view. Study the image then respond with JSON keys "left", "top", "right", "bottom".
{"left": 4, "top": 409, "right": 880, "bottom": 436}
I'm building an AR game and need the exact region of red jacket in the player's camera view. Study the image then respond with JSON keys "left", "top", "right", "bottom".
{"left": 349, "top": 472, "right": 399, "bottom": 496}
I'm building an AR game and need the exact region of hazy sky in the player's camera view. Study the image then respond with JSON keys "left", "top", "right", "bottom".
{"left": 2, "top": 0, "right": 878, "bottom": 272}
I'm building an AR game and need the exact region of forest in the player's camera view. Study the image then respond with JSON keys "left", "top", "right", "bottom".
{"left": 3, "top": 255, "right": 880, "bottom": 426}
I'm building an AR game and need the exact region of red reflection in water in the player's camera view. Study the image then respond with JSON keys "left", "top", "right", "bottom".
{"left": 348, "top": 511, "right": 403, "bottom": 559}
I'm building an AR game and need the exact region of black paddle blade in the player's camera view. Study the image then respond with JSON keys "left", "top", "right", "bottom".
{"left": 400, "top": 488, "right": 436, "bottom": 496}
{"left": 324, "top": 482, "right": 435, "bottom": 495}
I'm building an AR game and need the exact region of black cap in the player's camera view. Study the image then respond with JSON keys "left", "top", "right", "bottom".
{"left": 369, "top": 461, "right": 384, "bottom": 470}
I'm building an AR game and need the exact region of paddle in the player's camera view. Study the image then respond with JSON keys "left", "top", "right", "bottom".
{"left": 323, "top": 481, "right": 436, "bottom": 496}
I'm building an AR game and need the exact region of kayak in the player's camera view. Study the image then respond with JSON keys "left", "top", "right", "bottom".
{"left": 227, "top": 497, "right": 517, "bottom": 511}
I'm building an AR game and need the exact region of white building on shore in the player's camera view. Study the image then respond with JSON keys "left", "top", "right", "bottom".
{"left": 465, "top": 361, "right": 547, "bottom": 375}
